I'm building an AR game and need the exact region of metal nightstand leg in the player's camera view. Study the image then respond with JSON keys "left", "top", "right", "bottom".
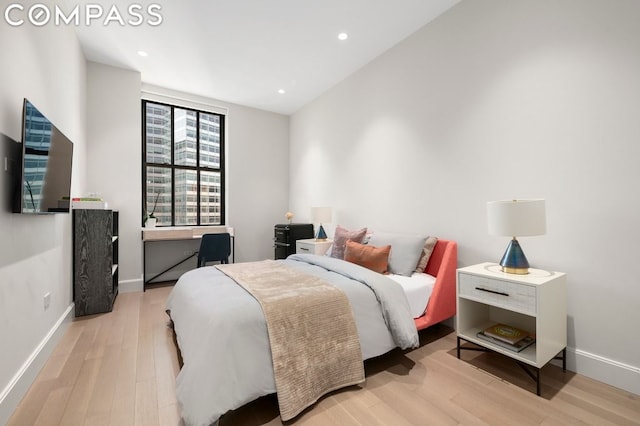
{"left": 554, "top": 347, "right": 567, "bottom": 372}
{"left": 457, "top": 338, "right": 567, "bottom": 397}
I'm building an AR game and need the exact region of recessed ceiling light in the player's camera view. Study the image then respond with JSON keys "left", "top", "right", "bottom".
{"left": 278, "top": 89, "right": 286, "bottom": 94}
{"left": 338, "top": 32, "right": 348, "bottom": 41}
{"left": 137, "top": 50, "right": 148, "bottom": 57}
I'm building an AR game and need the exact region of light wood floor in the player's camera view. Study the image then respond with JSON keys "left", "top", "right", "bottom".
{"left": 9, "top": 286, "right": 640, "bottom": 426}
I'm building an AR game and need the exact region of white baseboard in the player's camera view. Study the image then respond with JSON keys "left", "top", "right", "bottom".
{"left": 565, "top": 346, "right": 640, "bottom": 396}
{"left": 119, "top": 277, "right": 143, "bottom": 293}
{"left": 120, "top": 274, "right": 179, "bottom": 294}
{"left": 0, "top": 303, "right": 74, "bottom": 425}
{"left": 453, "top": 317, "right": 639, "bottom": 396}
{"left": 441, "top": 317, "right": 454, "bottom": 329}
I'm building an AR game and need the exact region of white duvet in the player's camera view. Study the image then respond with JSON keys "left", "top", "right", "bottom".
{"left": 166, "top": 254, "right": 418, "bottom": 425}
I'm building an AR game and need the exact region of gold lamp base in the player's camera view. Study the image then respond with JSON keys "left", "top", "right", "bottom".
{"left": 501, "top": 266, "right": 529, "bottom": 275}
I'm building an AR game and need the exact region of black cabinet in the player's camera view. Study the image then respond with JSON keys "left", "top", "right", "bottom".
{"left": 73, "top": 209, "right": 119, "bottom": 316}
{"left": 274, "top": 223, "right": 314, "bottom": 259}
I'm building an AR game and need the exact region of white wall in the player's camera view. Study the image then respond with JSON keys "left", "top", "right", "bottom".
{"left": 86, "top": 62, "right": 141, "bottom": 291}
{"left": 225, "top": 99, "right": 290, "bottom": 262}
{"left": 0, "top": 21, "right": 87, "bottom": 424}
{"left": 85, "top": 81, "right": 290, "bottom": 291}
{"left": 290, "top": 0, "right": 640, "bottom": 394}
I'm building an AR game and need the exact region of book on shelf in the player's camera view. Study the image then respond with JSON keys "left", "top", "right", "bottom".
{"left": 476, "top": 331, "right": 535, "bottom": 353}
{"left": 483, "top": 323, "right": 530, "bottom": 345}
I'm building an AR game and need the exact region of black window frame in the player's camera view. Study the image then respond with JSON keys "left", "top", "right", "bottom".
{"left": 142, "top": 99, "right": 226, "bottom": 227}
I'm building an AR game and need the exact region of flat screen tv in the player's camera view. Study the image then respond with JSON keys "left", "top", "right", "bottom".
{"left": 15, "top": 99, "right": 73, "bottom": 214}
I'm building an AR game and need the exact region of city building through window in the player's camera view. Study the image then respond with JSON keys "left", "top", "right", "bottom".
{"left": 142, "top": 100, "right": 225, "bottom": 226}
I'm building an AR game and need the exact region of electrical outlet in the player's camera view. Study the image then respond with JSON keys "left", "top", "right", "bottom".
{"left": 43, "top": 292, "right": 51, "bottom": 310}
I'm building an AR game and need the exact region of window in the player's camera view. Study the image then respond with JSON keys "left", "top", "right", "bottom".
{"left": 142, "top": 100, "right": 225, "bottom": 226}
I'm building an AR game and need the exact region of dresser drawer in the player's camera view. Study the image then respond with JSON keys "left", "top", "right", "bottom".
{"left": 459, "top": 273, "right": 536, "bottom": 315}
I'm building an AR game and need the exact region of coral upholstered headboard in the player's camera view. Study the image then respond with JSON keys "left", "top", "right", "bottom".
{"left": 414, "top": 239, "right": 458, "bottom": 330}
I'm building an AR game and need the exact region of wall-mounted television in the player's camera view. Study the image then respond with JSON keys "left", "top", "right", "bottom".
{"left": 14, "top": 99, "right": 74, "bottom": 214}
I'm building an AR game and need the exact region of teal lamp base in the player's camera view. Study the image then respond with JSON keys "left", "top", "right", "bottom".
{"left": 499, "top": 238, "right": 530, "bottom": 274}
{"left": 316, "top": 224, "right": 327, "bottom": 241}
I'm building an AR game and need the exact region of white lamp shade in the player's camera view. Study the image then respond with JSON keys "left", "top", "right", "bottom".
{"left": 487, "top": 199, "right": 546, "bottom": 237}
{"left": 311, "top": 206, "right": 332, "bottom": 223}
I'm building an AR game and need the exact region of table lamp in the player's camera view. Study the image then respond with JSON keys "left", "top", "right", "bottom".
{"left": 311, "top": 206, "right": 332, "bottom": 241}
{"left": 487, "top": 199, "right": 546, "bottom": 274}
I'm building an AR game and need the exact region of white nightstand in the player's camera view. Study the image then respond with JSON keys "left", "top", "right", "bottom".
{"left": 296, "top": 239, "right": 333, "bottom": 256}
{"left": 456, "top": 262, "right": 567, "bottom": 396}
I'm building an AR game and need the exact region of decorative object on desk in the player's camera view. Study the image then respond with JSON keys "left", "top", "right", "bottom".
{"left": 285, "top": 211, "right": 294, "bottom": 223}
{"left": 487, "top": 199, "right": 546, "bottom": 274}
{"left": 311, "top": 206, "right": 332, "bottom": 241}
{"left": 145, "top": 192, "right": 160, "bottom": 227}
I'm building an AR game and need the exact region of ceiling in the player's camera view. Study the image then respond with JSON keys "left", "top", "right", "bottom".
{"left": 72, "top": 0, "right": 460, "bottom": 115}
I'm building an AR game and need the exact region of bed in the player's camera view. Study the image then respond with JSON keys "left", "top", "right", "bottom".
{"left": 166, "top": 237, "right": 457, "bottom": 425}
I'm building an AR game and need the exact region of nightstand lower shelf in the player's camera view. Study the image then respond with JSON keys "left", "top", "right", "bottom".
{"left": 456, "top": 335, "right": 566, "bottom": 396}
{"left": 458, "top": 323, "right": 538, "bottom": 365}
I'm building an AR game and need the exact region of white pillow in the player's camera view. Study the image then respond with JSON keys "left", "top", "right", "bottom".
{"left": 367, "top": 232, "right": 427, "bottom": 276}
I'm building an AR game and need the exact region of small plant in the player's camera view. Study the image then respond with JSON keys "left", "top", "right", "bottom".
{"left": 146, "top": 192, "right": 160, "bottom": 221}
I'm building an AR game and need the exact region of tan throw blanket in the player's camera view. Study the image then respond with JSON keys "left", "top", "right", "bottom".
{"left": 216, "top": 260, "right": 364, "bottom": 421}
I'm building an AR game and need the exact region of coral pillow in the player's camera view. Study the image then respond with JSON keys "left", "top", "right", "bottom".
{"left": 329, "top": 225, "right": 367, "bottom": 259}
{"left": 344, "top": 240, "right": 391, "bottom": 274}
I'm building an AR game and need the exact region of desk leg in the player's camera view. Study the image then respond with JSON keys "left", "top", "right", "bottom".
{"left": 142, "top": 233, "right": 234, "bottom": 289}
{"left": 143, "top": 240, "right": 147, "bottom": 292}
{"left": 145, "top": 252, "right": 196, "bottom": 287}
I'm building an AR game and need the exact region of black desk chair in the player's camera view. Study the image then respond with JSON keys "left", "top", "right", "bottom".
{"left": 197, "top": 233, "right": 231, "bottom": 267}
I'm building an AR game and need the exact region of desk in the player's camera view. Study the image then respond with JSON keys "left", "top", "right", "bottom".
{"left": 142, "top": 226, "right": 234, "bottom": 291}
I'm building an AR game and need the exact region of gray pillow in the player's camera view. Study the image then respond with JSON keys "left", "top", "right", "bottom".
{"left": 367, "top": 232, "right": 427, "bottom": 276}
{"left": 415, "top": 236, "right": 438, "bottom": 273}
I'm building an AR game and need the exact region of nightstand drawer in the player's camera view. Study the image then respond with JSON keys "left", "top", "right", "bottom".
{"left": 296, "top": 239, "right": 332, "bottom": 255}
{"left": 459, "top": 273, "right": 536, "bottom": 315}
